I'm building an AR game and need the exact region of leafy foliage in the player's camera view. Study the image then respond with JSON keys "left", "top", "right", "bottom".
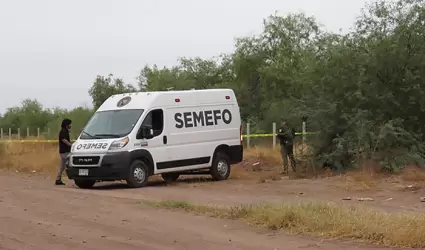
{"left": 1, "top": 0, "right": 424, "bottom": 171}
{"left": 89, "top": 74, "right": 137, "bottom": 110}
{"left": 0, "top": 99, "right": 54, "bottom": 134}
{"left": 0, "top": 99, "right": 93, "bottom": 139}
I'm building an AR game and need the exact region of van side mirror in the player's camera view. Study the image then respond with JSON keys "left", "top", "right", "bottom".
{"left": 141, "top": 126, "right": 154, "bottom": 139}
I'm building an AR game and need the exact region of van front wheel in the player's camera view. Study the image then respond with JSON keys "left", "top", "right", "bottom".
{"left": 126, "top": 160, "right": 149, "bottom": 188}
{"left": 210, "top": 152, "right": 231, "bottom": 181}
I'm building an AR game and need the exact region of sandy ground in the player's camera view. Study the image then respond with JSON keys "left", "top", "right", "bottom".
{"left": 0, "top": 172, "right": 420, "bottom": 250}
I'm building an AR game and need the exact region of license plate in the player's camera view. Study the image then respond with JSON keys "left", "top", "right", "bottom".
{"left": 78, "top": 169, "right": 89, "bottom": 176}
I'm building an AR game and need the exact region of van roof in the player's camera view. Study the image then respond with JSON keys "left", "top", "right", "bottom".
{"left": 97, "top": 88, "right": 238, "bottom": 112}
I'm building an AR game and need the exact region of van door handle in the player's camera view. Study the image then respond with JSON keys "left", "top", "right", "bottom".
{"left": 163, "top": 135, "right": 167, "bottom": 144}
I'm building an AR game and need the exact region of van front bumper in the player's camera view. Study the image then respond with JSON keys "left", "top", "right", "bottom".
{"left": 66, "top": 151, "right": 131, "bottom": 181}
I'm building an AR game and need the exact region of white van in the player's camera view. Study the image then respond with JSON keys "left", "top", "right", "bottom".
{"left": 65, "top": 89, "right": 243, "bottom": 189}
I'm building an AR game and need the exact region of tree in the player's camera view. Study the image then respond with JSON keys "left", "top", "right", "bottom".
{"left": 133, "top": 0, "right": 425, "bottom": 171}
{"left": 2, "top": 0, "right": 425, "bottom": 171}
{"left": 0, "top": 99, "right": 54, "bottom": 134}
{"left": 0, "top": 100, "right": 94, "bottom": 139}
{"left": 88, "top": 74, "right": 137, "bottom": 110}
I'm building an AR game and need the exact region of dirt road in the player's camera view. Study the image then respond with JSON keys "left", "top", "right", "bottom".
{"left": 0, "top": 172, "right": 412, "bottom": 250}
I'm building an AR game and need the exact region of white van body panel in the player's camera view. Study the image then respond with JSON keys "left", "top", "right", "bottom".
{"left": 160, "top": 103, "right": 240, "bottom": 174}
{"left": 67, "top": 88, "right": 242, "bottom": 182}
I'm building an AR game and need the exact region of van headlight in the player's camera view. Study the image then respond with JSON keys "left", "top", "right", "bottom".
{"left": 109, "top": 137, "right": 129, "bottom": 151}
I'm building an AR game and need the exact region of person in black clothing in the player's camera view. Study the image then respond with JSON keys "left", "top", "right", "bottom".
{"left": 56, "top": 118, "right": 72, "bottom": 185}
{"left": 276, "top": 121, "right": 297, "bottom": 174}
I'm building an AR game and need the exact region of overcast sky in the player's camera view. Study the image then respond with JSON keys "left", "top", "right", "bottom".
{"left": 0, "top": 0, "right": 369, "bottom": 114}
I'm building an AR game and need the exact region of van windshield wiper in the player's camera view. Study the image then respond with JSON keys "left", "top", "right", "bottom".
{"left": 82, "top": 130, "right": 99, "bottom": 139}
{"left": 94, "top": 133, "right": 121, "bottom": 138}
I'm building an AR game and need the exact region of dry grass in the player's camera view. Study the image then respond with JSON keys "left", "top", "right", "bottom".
{"left": 337, "top": 174, "right": 379, "bottom": 191}
{"left": 0, "top": 142, "right": 59, "bottom": 176}
{"left": 143, "top": 200, "right": 425, "bottom": 248}
{"left": 400, "top": 165, "right": 425, "bottom": 183}
{"left": 0, "top": 142, "right": 293, "bottom": 176}
{"left": 0, "top": 142, "right": 319, "bottom": 183}
{"left": 0, "top": 142, "right": 367, "bottom": 181}
{"left": 336, "top": 163, "right": 380, "bottom": 191}
{"left": 230, "top": 144, "right": 322, "bottom": 181}
{"left": 2, "top": 142, "right": 425, "bottom": 190}
{"left": 244, "top": 146, "right": 283, "bottom": 165}
{"left": 333, "top": 160, "right": 425, "bottom": 192}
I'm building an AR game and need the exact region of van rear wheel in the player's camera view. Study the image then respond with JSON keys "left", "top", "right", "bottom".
{"left": 126, "top": 160, "right": 149, "bottom": 188}
{"left": 161, "top": 173, "right": 180, "bottom": 182}
{"left": 210, "top": 152, "right": 231, "bottom": 181}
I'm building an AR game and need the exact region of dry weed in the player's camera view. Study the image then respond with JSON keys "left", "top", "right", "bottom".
{"left": 400, "top": 165, "right": 425, "bottom": 183}
{"left": 144, "top": 200, "right": 425, "bottom": 248}
{"left": 332, "top": 159, "right": 381, "bottom": 191}
{"left": 0, "top": 143, "right": 324, "bottom": 181}
{"left": 230, "top": 144, "right": 319, "bottom": 181}
{"left": 337, "top": 171, "right": 379, "bottom": 191}
{"left": 333, "top": 160, "right": 425, "bottom": 192}
{"left": 0, "top": 142, "right": 58, "bottom": 176}
{"left": 3, "top": 142, "right": 421, "bottom": 191}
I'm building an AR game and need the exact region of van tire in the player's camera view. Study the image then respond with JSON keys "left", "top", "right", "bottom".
{"left": 126, "top": 160, "right": 149, "bottom": 188}
{"left": 161, "top": 173, "right": 180, "bottom": 182}
{"left": 210, "top": 152, "right": 231, "bottom": 181}
{"left": 74, "top": 179, "right": 96, "bottom": 189}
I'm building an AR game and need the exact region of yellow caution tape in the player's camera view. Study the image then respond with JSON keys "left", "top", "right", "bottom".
{"left": 0, "top": 132, "right": 317, "bottom": 143}
{"left": 242, "top": 132, "right": 316, "bottom": 138}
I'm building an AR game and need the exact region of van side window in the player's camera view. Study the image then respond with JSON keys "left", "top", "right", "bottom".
{"left": 137, "top": 109, "right": 164, "bottom": 139}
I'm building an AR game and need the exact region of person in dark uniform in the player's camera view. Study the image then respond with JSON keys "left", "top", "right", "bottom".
{"left": 56, "top": 118, "right": 72, "bottom": 185}
{"left": 276, "top": 121, "right": 296, "bottom": 174}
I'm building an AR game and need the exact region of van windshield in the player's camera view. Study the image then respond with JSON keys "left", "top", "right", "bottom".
{"left": 80, "top": 109, "right": 144, "bottom": 139}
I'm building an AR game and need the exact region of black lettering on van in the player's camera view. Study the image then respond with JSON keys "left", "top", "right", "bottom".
{"left": 204, "top": 110, "right": 214, "bottom": 126}
{"left": 213, "top": 110, "right": 221, "bottom": 125}
{"left": 174, "top": 109, "right": 233, "bottom": 128}
{"left": 223, "top": 109, "right": 232, "bottom": 124}
{"left": 75, "top": 143, "right": 109, "bottom": 150}
{"left": 175, "top": 113, "right": 184, "bottom": 128}
{"left": 183, "top": 112, "right": 193, "bottom": 128}
{"left": 193, "top": 111, "right": 204, "bottom": 126}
